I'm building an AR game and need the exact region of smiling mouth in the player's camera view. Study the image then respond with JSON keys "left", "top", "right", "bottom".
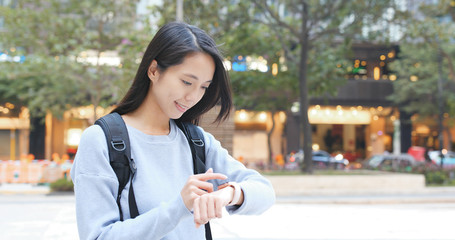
{"left": 175, "top": 101, "right": 189, "bottom": 112}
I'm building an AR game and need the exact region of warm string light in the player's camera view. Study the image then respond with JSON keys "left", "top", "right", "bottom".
{"left": 307, "top": 105, "right": 380, "bottom": 124}
{"left": 235, "top": 110, "right": 286, "bottom": 123}
{"left": 0, "top": 102, "right": 16, "bottom": 114}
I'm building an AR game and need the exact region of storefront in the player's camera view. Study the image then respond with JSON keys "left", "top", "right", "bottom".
{"left": 0, "top": 104, "right": 29, "bottom": 160}
{"left": 43, "top": 105, "right": 112, "bottom": 160}
{"left": 311, "top": 105, "right": 397, "bottom": 159}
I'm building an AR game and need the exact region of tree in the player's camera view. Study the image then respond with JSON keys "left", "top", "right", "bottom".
{"left": 151, "top": 0, "right": 298, "bottom": 167}
{"left": 251, "top": 0, "right": 401, "bottom": 173}
{"left": 0, "top": 0, "right": 139, "bottom": 120}
{"left": 388, "top": 0, "right": 455, "bottom": 151}
{"left": 0, "top": 0, "right": 140, "bottom": 158}
{"left": 230, "top": 69, "right": 298, "bottom": 167}
{"left": 0, "top": 1, "right": 86, "bottom": 118}
{"left": 150, "top": 1, "right": 403, "bottom": 170}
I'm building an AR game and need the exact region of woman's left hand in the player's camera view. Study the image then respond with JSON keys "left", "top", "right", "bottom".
{"left": 192, "top": 185, "right": 234, "bottom": 228}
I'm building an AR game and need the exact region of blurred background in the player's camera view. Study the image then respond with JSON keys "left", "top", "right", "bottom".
{"left": 1, "top": 1, "right": 455, "bottom": 239}
{"left": 2, "top": 0, "right": 455, "bottom": 180}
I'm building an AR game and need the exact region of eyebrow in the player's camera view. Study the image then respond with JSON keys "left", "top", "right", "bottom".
{"left": 183, "top": 73, "right": 212, "bottom": 83}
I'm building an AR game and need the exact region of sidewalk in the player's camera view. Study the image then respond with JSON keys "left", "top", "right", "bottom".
{"left": 276, "top": 186, "right": 455, "bottom": 204}
{"left": 2, "top": 182, "right": 455, "bottom": 205}
{"left": 2, "top": 194, "right": 454, "bottom": 240}
{"left": 0, "top": 183, "right": 51, "bottom": 195}
{"left": 265, "top": 173, "right": 455, "bottom": 204}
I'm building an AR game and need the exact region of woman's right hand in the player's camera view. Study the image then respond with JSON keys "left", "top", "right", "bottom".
{"left": 181, "top": 168, "right": 227, "bottom": 211}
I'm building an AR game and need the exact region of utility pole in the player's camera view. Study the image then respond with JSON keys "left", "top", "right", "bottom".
{"left": 436, "top": 38, "right": 445, "bottom": 169}
{"left": 176, "top": 0, "right": 183, "bottom": 22}
{"left": 296, "top": 2, "right": 313, "bottom": 174}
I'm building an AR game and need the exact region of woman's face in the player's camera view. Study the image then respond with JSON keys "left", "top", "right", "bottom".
{"left": 149, "top": 52, "right": 215, "bottom": 120}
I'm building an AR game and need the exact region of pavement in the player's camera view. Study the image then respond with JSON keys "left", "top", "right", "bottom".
{"left": 276, "top": 187, "right": 455, "bottom": 204}
{"left": 1, "top": 193, "right": 454, "bottom": 240}
{"left": 1, "top": 182, "right": 455, "bottom": 204}
{"left": 0, "top": 183, "right": 51, "bottom": 195}
{"left": 1, "top": 183, "right": 455, "bottom": 240}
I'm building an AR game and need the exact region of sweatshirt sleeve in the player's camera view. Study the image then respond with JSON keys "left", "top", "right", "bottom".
{"left": 70, "top": 125, "right": 193, "bottom": 240}
{"left": 201, "top": 129, "right": 276, "bottom": 215}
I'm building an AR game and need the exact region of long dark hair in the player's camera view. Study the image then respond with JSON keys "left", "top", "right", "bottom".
{"left": 113, "top": 22, "right": 232, "bottom": 125}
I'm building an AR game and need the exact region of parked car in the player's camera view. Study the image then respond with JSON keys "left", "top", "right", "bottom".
{"left": 287, "top": 150, "right": 349, "bottom": 169}
{"left": 428, "top": 150, "right": 455, "bottom": 169}
{"left": 331, "top": 151, "right": 363, "bottom": 169}
{"left": 364, "top": 153, "right": 420, "bottom": 172}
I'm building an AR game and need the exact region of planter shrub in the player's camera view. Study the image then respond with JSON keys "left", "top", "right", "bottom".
{"left": 50, "top": 178, "right": 74, "bottom": 192}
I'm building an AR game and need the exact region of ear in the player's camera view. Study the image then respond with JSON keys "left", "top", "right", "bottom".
{"left": 147, "top": 60, "right": 160, "bottom": 82}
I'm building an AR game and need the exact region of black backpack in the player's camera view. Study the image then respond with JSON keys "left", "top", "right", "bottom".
{"left": 95, "top": 112, "right": 212, "bottom": 239}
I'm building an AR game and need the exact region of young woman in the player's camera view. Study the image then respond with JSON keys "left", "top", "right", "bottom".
{"left": 71, "top": 22, "right": 275, "bottom": 239}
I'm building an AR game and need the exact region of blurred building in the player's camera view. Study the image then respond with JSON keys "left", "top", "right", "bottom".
{"left": 1, "top": 0, "right": 454, "bottom": 167}
{"left": 233, "top": 42, "right": 454, "bottom": 166}
{"left": 231, "top": 43, "right": 400, "bottom": 165}
{"left": 0, "top": 43, "right": 449, "bottom": 165}
{"left": 230, "top": 0, "right": 455, "bottom": 166}
{"left": 288, "top": 43, "right": 400, "bottom": 160}
{"left": 0, "top": 103, "right": 29, "bottom": 160}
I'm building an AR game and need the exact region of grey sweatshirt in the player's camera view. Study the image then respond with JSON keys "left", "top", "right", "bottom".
{"left": 70, "top": 120, "right": 275, "bottom": 240}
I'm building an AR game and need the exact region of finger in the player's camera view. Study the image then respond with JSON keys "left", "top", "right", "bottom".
{"left": 193, "top": 197, "right": 201, "bottom": 227}
{"left": 196, "top": 172, "right": 228, "bottom": 181}
{"left": 206, "top": 168, "right": 213, "bottom": 173}
{"left": 215, "top": 197, "right": 223, "bottom": 218}
{"left": 199, "top": 196, "right": 208, "bottom": 224}
{"left": 207, "top": 196, "right": 216, "bottom": 219}
{"left": 192, "top": 181, "right": 214, "bottom": 193}
{"left": 193, "top": 187, "right": 209, "bottom": 196}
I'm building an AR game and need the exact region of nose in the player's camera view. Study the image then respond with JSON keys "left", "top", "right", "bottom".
{"left": 184, "top": 87, "right": 205, "bottom": 104}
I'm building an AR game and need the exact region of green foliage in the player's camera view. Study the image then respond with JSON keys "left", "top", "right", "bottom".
{"left": 251, "top": 0, "right": 402, "bottom": 172}
{"left": 388, "top": 44, "right": 441, "bottom": 116}
{"left": 424, "top": 169, "right": 455, "bottom": 186}
{"left": 151, "top": 0, "right": 370, "bottom": 112}
{"left": 230, "top": 70, "right": 297, "bottom": 111}
{"left": 425, "top": 171, "right": 447, "bottom": 185}
{"left": 253, "top": 0, "right": 401, "bottom": 97}
{"left": 1, "top": 0, "right": 400, "bottom": 120}
{"left": 306, "top": 41, "right": 351, "bottom": 97}
{"left": 151, "top": 0, "right": 292, "bottom": 113}
{"left": 404, "top": 162, "right": 455, "bottom": 186}
{"left": 0, "top": 56, "right": 87, "bottom": 117}
{"left": 388, "top": 0, "right": 455, "bottom": 122}
{"left": 50, "top": 178, "right": 74, "bottom": 192}
{"left": 0, "top": 0, "right": 140, "bottom": 119}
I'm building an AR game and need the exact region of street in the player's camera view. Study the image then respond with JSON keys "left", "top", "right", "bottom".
{"left": 0, "top": 194, "right": 454, "bottom": 240}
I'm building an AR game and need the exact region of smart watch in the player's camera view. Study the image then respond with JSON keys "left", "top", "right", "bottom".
{"left": 218, "top": 182, "right": 241, "bottom": 206}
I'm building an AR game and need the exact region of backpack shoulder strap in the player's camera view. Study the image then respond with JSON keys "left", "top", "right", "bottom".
{"left": 175, "top": 121, "right": 206, "bottom": 174}
{"left": 175, "top": 120, "right": 212, "bottom": 240}
{"left": 95, "top": 112, "right": 139, "bottom": 220}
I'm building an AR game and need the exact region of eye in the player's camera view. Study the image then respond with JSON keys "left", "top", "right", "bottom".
{"left": 182, "top": 80, "right": 192, "bottom": 86}
{"left": 202, "top": 85, "right": 209, "bottom": 90}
